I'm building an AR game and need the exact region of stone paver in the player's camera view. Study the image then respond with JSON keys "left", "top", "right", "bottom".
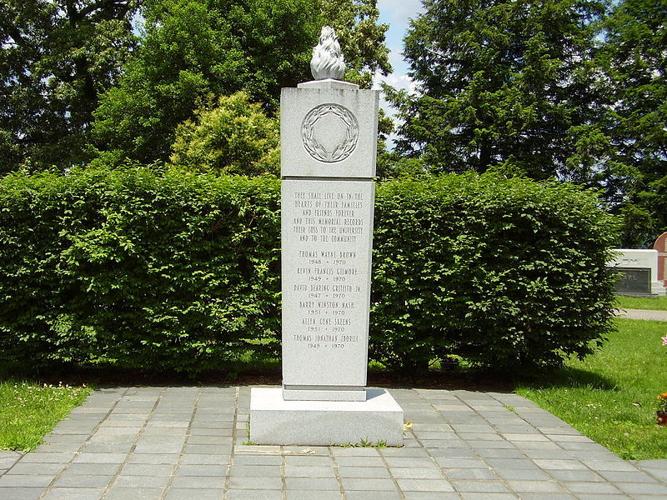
{"left": 0, "top": 386, "right": 664, "bottom": 499}
{"left": 0, "top": 450, "right": 23, "bottom": 473}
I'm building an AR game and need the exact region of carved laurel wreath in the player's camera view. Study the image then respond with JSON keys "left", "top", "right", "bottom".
{"left": 301, "top": 103, "right": 359, "bottom": 163}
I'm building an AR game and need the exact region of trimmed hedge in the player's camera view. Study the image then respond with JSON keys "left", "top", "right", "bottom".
{"left": 0, "top": 166, "right": 619, "bottom": 373}
{"left": 372, "top": 175, "right": 619, "bottom": 371}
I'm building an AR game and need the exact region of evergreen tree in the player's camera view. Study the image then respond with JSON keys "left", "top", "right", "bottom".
{"left": 170, "top": 92, "right": 279, "bottom": 175}
{"left": 385, "top": 0, "right": 607, "bottom": 179}
{"left": 598, "top": 0, "right": 666, "bottom": 245}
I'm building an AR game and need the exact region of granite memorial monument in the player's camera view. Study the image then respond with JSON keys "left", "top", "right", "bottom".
{"left": 249, "top": 27, "right": 404, "bottom": 446}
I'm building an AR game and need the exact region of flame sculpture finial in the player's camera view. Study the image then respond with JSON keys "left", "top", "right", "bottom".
{"left": 310, "top": 26, "right": 346, "bottom": 80}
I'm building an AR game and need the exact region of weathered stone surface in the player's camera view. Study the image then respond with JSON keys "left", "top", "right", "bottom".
{"left": 281, "top": 179, "right": 374, "bottom": 398}
{"left": 280, "top": 84, "right": 378, "bottom": 179}
{"left": 249, "top": 388, "right": 404, "bottom": 446}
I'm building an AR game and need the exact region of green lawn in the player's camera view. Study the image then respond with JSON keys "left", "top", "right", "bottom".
{"left": 616, "top": 295, "right": 667, "bottom": 311}
{"left": 0, "top": 381, "right": 91, "bottom": 451}
{"left": 517, "top": 318, "right": 667, "bottom": 460}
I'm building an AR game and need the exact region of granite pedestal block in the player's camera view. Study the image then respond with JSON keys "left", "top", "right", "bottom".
{"left": 250, "top": 388, "right": 404, "bottom": 446}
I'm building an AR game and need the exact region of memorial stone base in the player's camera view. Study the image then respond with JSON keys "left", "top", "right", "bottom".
{"left": 250, "top": 388, "right": 404, "bottom": 446}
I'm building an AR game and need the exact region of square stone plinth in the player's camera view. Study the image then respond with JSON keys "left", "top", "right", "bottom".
{"left": 249, "top": 388, "right": 404, "bottom": 446}
{"left": 280, "top": 86, "right": 379, "bottom": 178}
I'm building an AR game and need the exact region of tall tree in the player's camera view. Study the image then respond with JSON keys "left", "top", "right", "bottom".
{"left": 0, "top": 0, "right": 139, "bottom": 172}
{"left": 597, "top": 0, "right": 667, "bottom": 246}
{"left": 385, "top": 0, "right": 607, "bottom": 179}
{"left": 92, "top": 0, "right": 391, "bottom": 164}
{"left": 321, "top": 0, "right": 391, "bottom": 88}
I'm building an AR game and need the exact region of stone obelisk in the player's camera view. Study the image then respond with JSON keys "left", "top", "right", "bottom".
{"left": 249, "top": 27, "right": 404, "bottom": 446}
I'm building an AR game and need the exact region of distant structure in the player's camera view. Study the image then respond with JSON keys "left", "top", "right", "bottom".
{"left": 310, "top": 26, "right": 346, "bottom": 80}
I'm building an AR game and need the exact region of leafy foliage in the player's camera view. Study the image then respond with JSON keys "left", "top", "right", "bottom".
{"left": 372, "top": 173, "right": 619, "bottom": 372}
{"left": 384, "top": 0, "right": 664, "bottom": 245}
{"left": 92, "top": 0, "right": 390, "bottom": 164}
{"left": 321, "top": 0, "right": 391, "bottom": 88}
{"left": 170, "top": 92, "right": 279, "bottom": 175}
{"left": 0, "top": 166, "right": 282, "bottom": 373}
{"left": 0, "top": 0, "right": 139, "bottom": 172}
{"left": 0, "top": 167, "right": 618, "bottom": 373}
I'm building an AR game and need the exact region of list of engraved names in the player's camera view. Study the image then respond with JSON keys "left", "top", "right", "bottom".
{"left": 283, "top": 182, "right": 373, "bottom": 354}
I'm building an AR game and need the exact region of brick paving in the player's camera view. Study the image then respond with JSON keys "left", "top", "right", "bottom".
{"left": 0, "top": 386, "right": 665, "bottom": 499}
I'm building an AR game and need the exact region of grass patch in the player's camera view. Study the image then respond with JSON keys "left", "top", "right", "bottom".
{"left": 339, "top": 439, "right": 388, "bottom": 448}
{"left": 616, "top": 295, "right": 667, "bottom": 311}
{"left": 0, "top": 381, "right": 92, "bottom": 451}
{"left": 517, "top": 318, "right": 667, "bottom": 460}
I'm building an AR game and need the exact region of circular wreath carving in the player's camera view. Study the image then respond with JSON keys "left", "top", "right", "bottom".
{"left": 301, "top": 103, "right": 359, "bottom": 163}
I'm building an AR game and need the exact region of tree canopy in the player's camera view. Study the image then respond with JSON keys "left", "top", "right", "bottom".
{"left": 597, "top": 0, "right": 666, "bottom": 245}
{"left": 385, "top": 0, "right": 665, "bottom": 245}
{"left": 0, "top": 0, "right": 389, "bottom": 169}
{"left": 91, "top": 0, "right": 390, "bottom": 164}
{"left": 0, "top": 0, "right": 662, "bottom": 245}
{"left": 385, "top": 0, "right": 607, "bottom": 179}
{"left": 321, "top": 0, "right": 391, "bottom": 88}
{"left": 0, "top": 0, "right": 139, "bottom": 172}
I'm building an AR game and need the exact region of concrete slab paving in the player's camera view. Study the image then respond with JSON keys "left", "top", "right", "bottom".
{"left": 0, "top": 450, "right": 23, "bottom": 473}
{"left": 617, "top": 308, "right": 667, "bottom": 321}
{"left": 0, "top": 385, "right": 665, "bottom": 499}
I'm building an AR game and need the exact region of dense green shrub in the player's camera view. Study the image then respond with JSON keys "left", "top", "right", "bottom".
{"left": 0, "top": 167, "right": 281, "bottom": 373}
{"left": 372, "top": 174, "right": 619, "bottom": 372}
{"left": 170, "top": 92, "right": 279, "bottom": 176}
{"left": 0, "top": 166, "right": 619, "bottom": 373}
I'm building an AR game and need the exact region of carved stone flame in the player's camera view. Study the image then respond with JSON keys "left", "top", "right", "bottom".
{"left": 310, "top": 26, "right": 346, "bottom": 80}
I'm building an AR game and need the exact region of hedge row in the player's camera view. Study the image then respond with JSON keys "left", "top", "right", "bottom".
{"left": 0, "top": 166, "right": 619, "bottom": 373}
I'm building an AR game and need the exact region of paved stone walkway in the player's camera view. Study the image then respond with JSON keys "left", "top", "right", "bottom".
{"left": 617, "top": 308, "right": 667, "bottom": 321}
{"left": 1, "top": 386, "right": 666, "bottom": 499}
